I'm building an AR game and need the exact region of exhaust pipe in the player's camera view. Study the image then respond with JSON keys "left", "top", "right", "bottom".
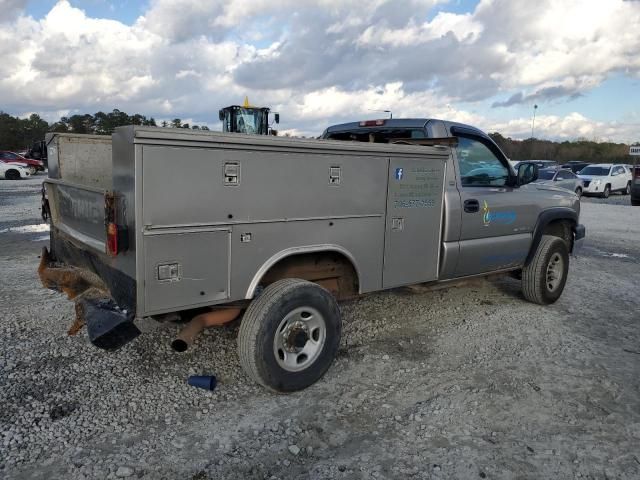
{"left": 171, "top": 308, "right": 241, "bottom": 352}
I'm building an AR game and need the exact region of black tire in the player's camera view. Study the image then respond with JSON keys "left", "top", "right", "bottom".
{"left": 238, "top": 278, "right": 341, "bottom": 392}
{"left": 601, "top": 184, "right": 610, "bottom": 198}
{"left": 521, "top": 235, "right": 569, "bottom": 305}
{"left": 5, "top": 169, "right": 20, "bottom": 180}
{"left": 574, "top": 187, "right": 582, "bottom": 198}
{"left": 623, "top": 182, "right": 631, "bottom": 195}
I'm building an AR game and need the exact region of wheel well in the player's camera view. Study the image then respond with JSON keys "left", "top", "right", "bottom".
{"left": 542, "top": 219, "right": 574, "bottom": 248}
{"left": 257, "top": 251, "right": 359, "bottom": 300}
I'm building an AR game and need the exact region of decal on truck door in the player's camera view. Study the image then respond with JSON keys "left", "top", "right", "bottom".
{"left": 482, "top": 200, "right": 517, "bottom": 226}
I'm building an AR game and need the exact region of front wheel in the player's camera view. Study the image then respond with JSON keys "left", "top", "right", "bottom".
{"left": 28, "top": 166, "right": 36, "bottom": 175}
{"left": 521, "top": 235, "right": 569, "bottom": 305}
{"left": 238, "top": 279, "right": 341, "bottom": 392}
{"left": 601, "top": 185, "right": 610, "bottom": 198}
{"left": 575, "top": 187, "right": 582, "bottom": 198}
{"left": 624, "top": 182, "right": 631, "bottom": 195}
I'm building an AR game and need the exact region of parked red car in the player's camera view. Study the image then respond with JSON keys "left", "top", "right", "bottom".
{"left": 0, "top": 151, "right": 44, "bottom": 175}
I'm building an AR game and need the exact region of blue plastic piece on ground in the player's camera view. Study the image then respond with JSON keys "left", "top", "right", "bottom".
{"left": 188, "top": 375, "right": 217, "bottom": 391}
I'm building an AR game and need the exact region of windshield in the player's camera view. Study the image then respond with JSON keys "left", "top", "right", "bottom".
{"left": 222, "top": 108, "right": 266, "bottom": 134}
{"left": 580, "top": 166, "right": 610, "bottom": 176}
{"left": 234, "top": 108, "right": 265, "bottom": 134}
{"left": 537, "top": 170, "right": 556, "bottom": 180}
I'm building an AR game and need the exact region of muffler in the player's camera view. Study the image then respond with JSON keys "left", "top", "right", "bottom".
{"left": 171, "top": 308, "right": 241, "bottom": 352}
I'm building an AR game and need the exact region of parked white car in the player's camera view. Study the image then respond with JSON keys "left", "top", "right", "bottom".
{"left": 578, "top": 164, "right": 632, "bottom": 198}
{"left": 0, "top": 160, "right": 31, "bottom": 180}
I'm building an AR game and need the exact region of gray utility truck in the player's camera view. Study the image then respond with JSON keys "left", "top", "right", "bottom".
{"left": 39, "top": 123, "right": 584, "bottom": 392}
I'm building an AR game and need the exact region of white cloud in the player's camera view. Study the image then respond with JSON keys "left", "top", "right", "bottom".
{"left": 0, "top": 0, "right": 638, "bottom": 143}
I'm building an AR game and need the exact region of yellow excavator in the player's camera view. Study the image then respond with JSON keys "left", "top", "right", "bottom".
{"left": 218, "top": 97, "right": 279, "bottom": 135}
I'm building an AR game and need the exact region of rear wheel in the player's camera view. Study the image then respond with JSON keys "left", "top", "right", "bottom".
{"left": 623, "top": 182, "right": 631, "bottom": 195}
{"left": 601, "top": 184, "right": 610, "bottom": 198}
{"left": 238, "top": 279, "right": 341, "bottom": 392}
{"left": 5, "top": 169, "right": 20, "bottom": 180}
{"left": 521, "top": 235, "right": 569, "bottom": 305}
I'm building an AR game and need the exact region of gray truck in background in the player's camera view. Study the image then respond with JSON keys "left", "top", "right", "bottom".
{"left": 39, "top": 123, "right": 584, "bottom": 392}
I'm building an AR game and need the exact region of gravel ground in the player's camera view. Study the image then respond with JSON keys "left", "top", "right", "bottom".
{"left": 1, "top": 176, "right": 639, "bottom": 479}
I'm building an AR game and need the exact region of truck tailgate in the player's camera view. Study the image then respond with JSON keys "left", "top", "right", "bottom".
{"left": 45, "top": 179, "right": 107, "bottom": 253}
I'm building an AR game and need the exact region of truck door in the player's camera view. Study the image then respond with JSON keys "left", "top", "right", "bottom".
{"left": 451, "top": 133, "right": 537, "bottom": 277}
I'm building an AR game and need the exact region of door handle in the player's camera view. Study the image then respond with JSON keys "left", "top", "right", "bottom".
{"left": 464, "top": 199, "right": 480, "bottom": 213}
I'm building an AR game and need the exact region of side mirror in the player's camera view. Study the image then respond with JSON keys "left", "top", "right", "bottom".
{"left": 517, "top": 162, "right": 538, "bottom": 186}
{"left": 274, "top": 113, "right": 280, "bottom": 124}
{"left": 218, "top": 110, "right": 224, "bottom": 121}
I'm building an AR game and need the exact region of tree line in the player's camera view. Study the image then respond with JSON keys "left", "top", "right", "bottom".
{"left": 0, "top": 110, "right": 634, "bottom": 164}
{"left": 0, "top": 110, "right": 209, "bottom": 151}
{"left": 488, "top": 132, "right": 633, "bottom": 164}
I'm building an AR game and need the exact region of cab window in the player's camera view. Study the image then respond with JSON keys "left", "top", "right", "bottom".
{"left": 456, "top": 137, "right": 509, "bottom": 187}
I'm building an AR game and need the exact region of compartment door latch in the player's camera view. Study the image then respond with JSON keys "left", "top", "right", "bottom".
{"left": 223, "top": 162, "right": 240, "bottom": 186}
{"left": 391, "top": 217, "right": 405, "bottom": 231}
{"left": 329, "top": 166, "right": 341, "bottom": 185}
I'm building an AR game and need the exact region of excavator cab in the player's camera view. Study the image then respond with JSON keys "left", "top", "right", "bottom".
{"left": 219, "top": 97, "right": 279, "bottom": 135}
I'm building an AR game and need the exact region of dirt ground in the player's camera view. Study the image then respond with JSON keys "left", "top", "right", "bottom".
{"left": 1, "top": 176, "right": 639, "bottom": 480}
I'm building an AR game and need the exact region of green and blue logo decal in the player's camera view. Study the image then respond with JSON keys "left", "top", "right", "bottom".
{"left": 483, "top": 200, "right": 517, "bottom": 226}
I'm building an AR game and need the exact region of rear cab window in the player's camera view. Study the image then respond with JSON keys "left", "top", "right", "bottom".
{"left": 324, "top": 128, "right": 426, "bottom": 143}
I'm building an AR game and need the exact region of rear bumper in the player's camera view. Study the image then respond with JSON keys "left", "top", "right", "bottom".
{"left": 50, "top": 227, "right": 136, "bottom": 314}
{"left": 39, "top": 247, "right": 141, "bottom": 350}
{"left": 40, "top": 229, "right": 140, "bottom": 350}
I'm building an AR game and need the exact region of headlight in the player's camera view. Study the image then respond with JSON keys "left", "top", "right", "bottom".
{"left": 593, "top": 179, "right": 601, "bottom": 185}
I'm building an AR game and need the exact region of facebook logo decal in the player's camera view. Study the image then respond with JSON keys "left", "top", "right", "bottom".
{"left": 395, "top": 168, "right": 404, "bottom": 180}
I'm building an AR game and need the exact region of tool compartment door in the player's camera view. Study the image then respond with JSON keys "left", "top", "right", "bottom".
{"left": 383, "top": 158, "right": 446, "bottom": 288}
{"left": 143, "top": 230, "right": 230, "bottom": 314}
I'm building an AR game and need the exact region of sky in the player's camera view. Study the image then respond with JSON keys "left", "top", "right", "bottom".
{"left": 0, "top": 0, "right": 639, "bottom": 142}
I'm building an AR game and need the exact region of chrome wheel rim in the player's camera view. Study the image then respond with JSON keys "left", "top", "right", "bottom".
{"left": 273, "top": 306, "right": 326, "bottom": 372}
{"left": 546, "top": 253, "right": 564, "bottom": 292}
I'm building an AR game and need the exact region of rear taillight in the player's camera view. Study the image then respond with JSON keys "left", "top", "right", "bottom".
{"left": 359, "top": 119, "right": 386, "bottom": 127}
{"left": 107, "top": 223, "right": 119, "bottom": 256}
{"left": 106, "top": 222, "right": 128, "bottom": 256}
{"left": 105, "top": 192, "right": 128, "bottom": 256}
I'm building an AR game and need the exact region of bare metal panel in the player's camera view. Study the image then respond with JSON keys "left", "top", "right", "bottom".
{"left": 140, "top": 145, "right": 388, "bottom": 227}
{"left": 383, "top": 158, "right": 446, "bottom": 288}
{"left": 143, "top": 230, "right": 230, "bottom": 314}
{"left": 46, "top": 134, "right": 112, "bottom": 189}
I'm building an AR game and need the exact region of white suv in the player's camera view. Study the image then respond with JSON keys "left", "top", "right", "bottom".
{"left": 578, "top": 164, "right": 632, "bottom": 198}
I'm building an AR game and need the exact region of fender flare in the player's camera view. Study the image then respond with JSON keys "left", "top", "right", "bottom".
{"left": 524, "top": 207, "right": 578, "bottom": 266}
{"left": 245, "top": 244, "right": 362, "bottom": 299}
